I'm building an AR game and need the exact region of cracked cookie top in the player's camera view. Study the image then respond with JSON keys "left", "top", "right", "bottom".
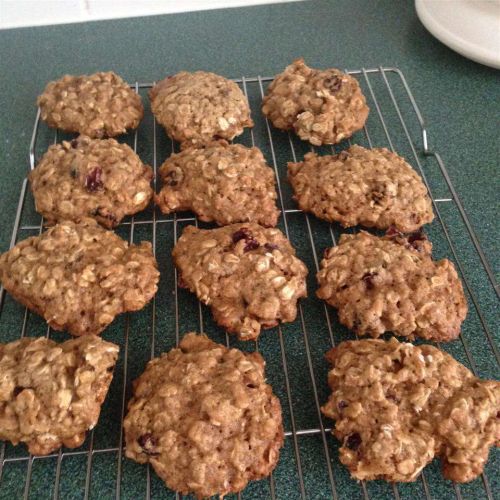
{"left": 288, "top": 146, "right": 434, "bottom": 232}
{"left": 155, "top": 141, "right": 279, "bottom": 227}
{"left": 321, "top": 338, "right": 500, "bottom": 483}
{"left": 124, "top": 333, "right": 283, "bottom": 498}
{"left": 262, "top": 59, "right": 369, "bottom": 145}
{"left": 150, "top": 71, "right": 253, "bottom": 147}
{"left": 37, "top": 71, "right": 143, "bottom": 137}
{"left": 29, "top": 136, "right": 153, "bottom": 228}
{"left": 172, "top": 224, "right": 308, "bottom": 340}
{"left": 0, "top": 219, "right": 159, "bottom": 336}
{"left": 316, "top": 230, "right": 467, "bottom": 341}
{"left": 0, "top": 335, "right": 119, "bottom": 455}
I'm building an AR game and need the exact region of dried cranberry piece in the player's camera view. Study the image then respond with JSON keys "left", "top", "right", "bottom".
{"left": 97, "top": 211, "right": 117, "bottom": 225}
{"left": 399, "top": 230, "right": 428, "bottom": 253}
{"left": 408, "top": 230, "right": 425, "bottom": 243}
{"left": 386, "top": 225, "right": 402, "bottom": 238}
{"left": 338, "top": 400, "right": 348, "bottom": 410}
{"left": 264, "top": 243, "right": 278, "bottom": 251}
{"left": 324, "top": 75, "right": 342, "bottom": 92}
{"left": 345, "top": 433, "right": 362, "bottom": 450}
{"left": 85, "top": 167, "right": 103, "bottom": 192}
{"left": 362, "top": 272, "right": 377, "bottom": 290}
{"left": 392, "top": 360, "right": 404, "bottom": 372}
{"left": 407, "top": 230, "right": 427, "bottom": 249}
{"left": 70, "top": 139, "right": 79, "bottom": 148}
{"left": 232, "top": 227, "right": 260, "bottom": 252}
{"left": 386, "top": 226, "right": 428, "bottom": 252}
{"left": 232, "top": 227, "right": 252, "bottom": 244}
{"left": 138, "top": 433, "right": 159, "bottom": 455}
{"left": 244, "top": 239, "right": 260, "bottom": 252}
{"left": 410, "top": 213, "right": 421, "bottom": 224}
{"left": 165, "top": 170, "right": 179, "bottom": 187}
{"left": 371, "top": 191, "right": 384, "bottom": 204}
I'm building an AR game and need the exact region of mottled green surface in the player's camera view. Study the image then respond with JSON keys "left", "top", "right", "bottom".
{"left": 0, "top": 1, "right": 498, "bottom": 499}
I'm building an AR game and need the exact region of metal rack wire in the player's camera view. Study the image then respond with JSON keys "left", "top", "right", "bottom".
{"left": 0, "top": 68, "right": 498, "bottom": 500}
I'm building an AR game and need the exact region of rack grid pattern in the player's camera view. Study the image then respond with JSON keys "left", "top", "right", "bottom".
{"left": 0, "top": 68, "right": 498, "bottom": 500}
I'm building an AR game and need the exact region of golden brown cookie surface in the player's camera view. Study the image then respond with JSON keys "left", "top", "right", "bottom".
{"left": 150, "top": 71, "right": 253, "bottom": 146}
{"left": 288, "top": 146, "right": 434, "bottom": 232}
{"left": 155, "top": 141, "right": 279, "bottom": 227}
{"left": 29, "top": 136, "right": 153, "bottom": 228}
{"left": 0, "top": 335, "right": 119, "bottom": 455}
{"left": 262, "top": 59, "right": 368, "bottom": 145}
{"left": 316, "top": 230, "right": 467, "bottom": 341}
{"left": 37, "top": 72, "right": 143, "bottom": 137}
{"left": 124, "top": 333, "right": 283, "bottom": 498}
{"left": 173, "top": 224, "right": 308, "bottom": 340}
{"left": 321, "top": 338, "right": 500, "bottom": 483}
{"left": 0, "top": 220, "right": 159, "bottom": 336}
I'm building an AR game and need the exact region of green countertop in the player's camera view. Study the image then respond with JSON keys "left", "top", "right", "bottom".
{"left": 0, "top": 1, "right": 498, "bottom": 499}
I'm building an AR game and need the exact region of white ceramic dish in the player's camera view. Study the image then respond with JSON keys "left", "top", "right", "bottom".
{"left": 416, "top": 0, "right": 500, "bottom": 69}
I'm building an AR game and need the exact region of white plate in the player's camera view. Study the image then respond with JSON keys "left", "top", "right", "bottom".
{"left": 416, "top": 0, "right": 500, "bottom": 69}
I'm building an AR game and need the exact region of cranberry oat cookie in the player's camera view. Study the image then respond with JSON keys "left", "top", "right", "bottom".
{"left": 150, "top": 71, "right": 253, "bottom": 146}
{"left": 316, "top": 230, "right": 467, "bottom": 341}
{"left": 0, "top": 219, "right": 159, "bottom": 336}
{"left": 29, "top": 136, "right": 153, "bottom": 228}
{"left": 172, "top": 224, "right": 308, "bottom": 340}
{"left": 321, "top": 338, "right": 500, "bottom": 483}
{"left": 288, "top": 146, "right": 434, "bottom": 232}
{"left": 262, "top": 59, "right": 369, "bottom": 145}
{"left": 0, "top": 335, "right": 119, "bottom": 455}
{"left": 124, "top": 333, "right": 283, "bottom": 498}
{"left": 37, "top": 71, "right": 143, "bottom": 138}
{"left": 155, "top": 141, "right": 279, "bottom": 227}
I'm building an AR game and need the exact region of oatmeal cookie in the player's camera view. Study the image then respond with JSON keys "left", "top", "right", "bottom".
{"left": 321, "top": 338, "right": 500, "bottom": 483}
{"left": 288, "top": 146, "right": 434, "bottom": 232}
{"left": 150, "top": 71, "right": 253, "bottom": 146}
{"left": 155, "top": 140, "right": 279, "bottom": 227}
{"left": 0, "top": 219, "right": 159, "bottom": 336}
{"left": 262, "top": 59, "right": 369, "bottom": 145}
{"left": 124, "top": 332, "right": 283, "bottom": 498}
{"left": 37, "top": 71, "right": 143, "bottom": 137}
{"left": 316, "top": 230, "right": 467, "bottom": 341}
{"left": 29, "top": 136, "right": 153, "bottom": 228}
{"left": 172, "top": 224, "right": 308, "bottom": 340}
{"left": 0, "top": 335, "right": 119, "bottom": 455}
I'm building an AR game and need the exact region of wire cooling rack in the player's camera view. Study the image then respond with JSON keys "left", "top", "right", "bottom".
{"left": 0, "top": 68, "right": 498, "bottom": 500}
